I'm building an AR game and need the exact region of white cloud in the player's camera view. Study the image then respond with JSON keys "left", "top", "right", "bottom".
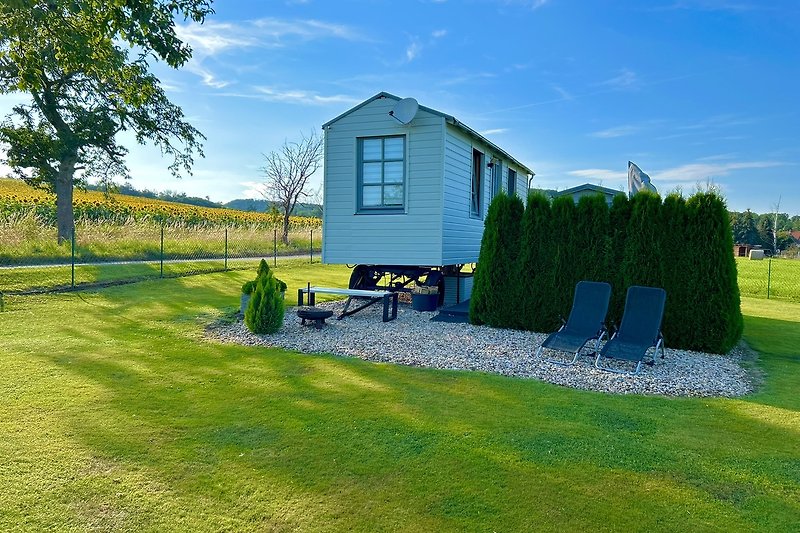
{"left": 432, "top": 29, "right": 448, "bottom": 38}
{"left": 590, "top": 124, "right": 641, "bottom": 138}
{"left": 406, "top": 38, "right": 422, "bottom": 62}
{"left": 176, "top": 18, "right": 365, "bottom": 55}
{"left": 249, "top": 86, "right": 360, "bottom": 105}
{"left": 480, "top": 128, "right": 508, "bottom": 136}
{"left": 597, "top": 68, "right": 640, "bottom": 90}
{"left": 175, "top": 22, "right": 260, "bottom": 56}
{"left": 653, "top": 161, "right": 784, "bottom": 182}
{"left": 568, "top": 168, "right": 628, "bottom": 182}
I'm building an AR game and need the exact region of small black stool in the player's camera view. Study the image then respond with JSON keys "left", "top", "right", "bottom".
{"left": 296, "top": 307, "right": 334, "bottom": 329}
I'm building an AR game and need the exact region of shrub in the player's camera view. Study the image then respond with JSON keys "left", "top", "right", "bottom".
{"left": 244, "top": 259, "right": 285, "bottom": 334}
{"left": 683, "top": 192, "right": 743, "bottom": 353}
{"left": 469, "top": 193, "right": 525, "bottom": 327}
{"left": 518, "top": 192, "right": 558, "bottom": 331}
{"left": 622, "top": 192, "right": 663, "bottom": 289}
{"left": 574, "top": 194, "right": 611, "bottom": 283}
{"left": 659, "top": 194, "right": 690, "bottom": 347}
{"left": 607, "top": 194, "right": 631, "bottom": 326}
{"left": 243, "top": 260, "right": 286, "bottom": 295}
{"left": 550, "top": 196, "right": 579, "bottom": 319}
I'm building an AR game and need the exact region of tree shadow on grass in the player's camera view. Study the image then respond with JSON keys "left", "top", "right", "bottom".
{"left": 6, "top": 276, "right": 800, "bottom": 530}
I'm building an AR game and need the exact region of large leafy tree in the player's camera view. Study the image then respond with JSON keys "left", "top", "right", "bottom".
{"left": 0, "top": 0, "right": 214, "bottom": 242}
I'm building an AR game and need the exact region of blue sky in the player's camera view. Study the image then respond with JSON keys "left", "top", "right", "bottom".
{"left": 3, "top": 0, "right": 799, "bottom": 214}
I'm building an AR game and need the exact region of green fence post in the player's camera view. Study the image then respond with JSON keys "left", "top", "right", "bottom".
{"left": 767, "top": 257, "right": 771, "bottom": 299}
{"left": 273, "top": 228, "right": 277, "bottom": 267}
{"left": 160, "top": 225, "right": 164, "bottom": 278}
{"left": 310, "top": 228, "right": 313, "bottom": 264}
{"left": 224, "top": 228, "right": 228, "bottom": 271}
{"left": 71, "top": 227, "right": 76, "bottom": 288}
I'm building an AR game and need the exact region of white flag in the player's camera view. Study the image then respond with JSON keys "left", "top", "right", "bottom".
{"left": 628, "top": 161, "right": 657, "bottom": 197}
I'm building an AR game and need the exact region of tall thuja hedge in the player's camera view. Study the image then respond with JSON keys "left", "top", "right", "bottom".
{"left": 660, "top": 194, "right": 691, "bottom": 347}
{"left": 683, "top": 192, "right": 743, "bottom": 353}
{"left": 518, "top": 192, "right": 558, "bottom": 331}
{"left": 245, "top": 259, "right": 285, "bottom": 334}
{"left": 469, "top": 193, "right": 525, "bottom": 327}
{"left": 622, "top": 192, "right": 663, "bottom": 290}
{"left": 550, "top": 196, "right": 579, "bottom": 319}
{"left": 607, "top": 194, "right": 631, "bottom": 326}
{"left": 573, "top": 194, "right": 611, "bottom": 283}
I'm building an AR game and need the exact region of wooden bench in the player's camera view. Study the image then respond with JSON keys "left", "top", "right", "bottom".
{"left": 297, "top": 286, "right": 399, "bottom": 322}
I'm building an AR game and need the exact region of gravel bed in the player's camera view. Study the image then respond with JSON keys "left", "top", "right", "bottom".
{"left": 207, "top": 301, "right": 755, "bottom": 397}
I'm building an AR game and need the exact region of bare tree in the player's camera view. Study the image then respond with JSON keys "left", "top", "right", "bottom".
{"left": 260, "top": 131, "right": 323, "bottom": 244}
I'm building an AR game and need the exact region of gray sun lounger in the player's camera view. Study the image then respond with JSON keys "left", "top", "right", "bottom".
{"left": 535, "top": 281, "right": 611, "bottom": 366}
{"left": 594, "top": 285, "right": 666, "bottom": 376}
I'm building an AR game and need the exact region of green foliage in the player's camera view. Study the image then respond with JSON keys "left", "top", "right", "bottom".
{"left": 469, "top": 193, "right": 524, "bottom": 327}
{"left": 659, "top": 194, "right": 690, "bottom": 346}
{"left": 550, "top": 196, "right": 579, "bottom": 319}
{"left": 0, "top": 0, "right": 212, "bottom": 241}
{"left": 241, "top": 280, "right": 256, "bottom": 295}
{"left": 518, "top": 192, "right": 559, "bottom": 331}
{"left": 684, "top": 192, "right": 743, "bottom": 353}
{"left": 622, "top": 192, "right": 663, "bottom": 289}
{"left": 607, "top": 194, "right": 631, "bottom": 326}
{"left": 244, "top": 260, "right": 285, "bottom": 334}
{"left": 574, "top": 194, "right": 611, "bottom": 283}
{"left": 474, "top": 189, "right": 742, "bottom": 353}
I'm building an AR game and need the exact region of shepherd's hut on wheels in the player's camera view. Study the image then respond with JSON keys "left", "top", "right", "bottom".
{"left": 321, "top": 91, "right": 534, "bottom": 307}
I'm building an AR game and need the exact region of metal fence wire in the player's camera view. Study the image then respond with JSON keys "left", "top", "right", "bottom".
{"left": 735, "top": 256, "right": 800, "bottom": 302}
{"left": 0, "top": 226, "right": 319, "bottom": 294}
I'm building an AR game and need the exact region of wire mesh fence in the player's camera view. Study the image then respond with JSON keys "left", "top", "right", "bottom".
{"left": 735, "top": 256, "right": 800, "bottom": 302}
{"left": 0, "top": 225, "right": 320, "bottom": 294}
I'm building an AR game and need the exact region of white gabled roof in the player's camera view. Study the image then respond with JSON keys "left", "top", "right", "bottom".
{"left": 322, "top": 91, "right": 535, "bottom": 177}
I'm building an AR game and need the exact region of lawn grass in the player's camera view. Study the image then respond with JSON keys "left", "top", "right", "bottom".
{"left": 735, "top": 257, "right": 800, "bottom": 301}
{"left": 0, "top": 257, "right": 321, "bottom": 293}
{"left": 0, "top": 270, "right": 798, "bottom": 531}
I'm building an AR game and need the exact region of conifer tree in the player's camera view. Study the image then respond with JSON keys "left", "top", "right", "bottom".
{"left": 245, "top": 259, "right": 285, "bottom": 334}
{"left": 518, "top": 192, "right": 559, "bottom": 331}
{"left": 574, "top": 194, "right": 611, "bottom": 283}
{"left": 550, "top": 196, "right": 579, "bottom": 319}
{"left": 660, "top": 193, "right": 690, "bottom": 348}
{"left": 469, "top": 193, "right": 524, "bottom": 327}
{"left": 683, "top": 192, "right": 743, "bottom": 352}
{"left": 622, "top": 192, "right": 663, "bottom": 289}
{"left": 607, "top": 194, "right": 631, "bottom": 326}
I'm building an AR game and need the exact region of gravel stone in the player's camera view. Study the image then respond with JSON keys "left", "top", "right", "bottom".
{"left": 206, "top": 301, "right": 755, "bottom": 397}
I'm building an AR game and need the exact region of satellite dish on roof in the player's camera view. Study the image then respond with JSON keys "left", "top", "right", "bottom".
{"left": 389, "top": 97, "right": 419, "bottom": 125}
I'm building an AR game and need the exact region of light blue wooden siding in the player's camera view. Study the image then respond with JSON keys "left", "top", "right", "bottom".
{"left": 322, "top": 97, "right": 445, "bottom": 266}
{"left": 442, "top": 126, "right": 487, "bottom": 265}
{"left": 441, "top": 127, "right": 530, "bottom": 264}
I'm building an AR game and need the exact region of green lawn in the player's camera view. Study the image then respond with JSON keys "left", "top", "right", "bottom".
{"left": 0, "top": 266, "right": 798, "bottom": 531}
{"left": 735, "top": 257, "right": 800, "bottom": 301}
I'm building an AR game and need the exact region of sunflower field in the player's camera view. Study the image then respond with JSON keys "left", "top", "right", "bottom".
{"left": 0, "top": 178, "right": 322, "bottom": 229}
{"left": 0, "top": 178, "right": 323, "bottom": 290}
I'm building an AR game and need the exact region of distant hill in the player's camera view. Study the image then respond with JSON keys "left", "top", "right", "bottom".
{"left": 87, "top": 182, "right": 223, "bottom": 209}
{"left": 84, "top": 182, "right": 322, "bottom": 217}
{"left": 224, "top": 198, "right": 323, "bottom": 218}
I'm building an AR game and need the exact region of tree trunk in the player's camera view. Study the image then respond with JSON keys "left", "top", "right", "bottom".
{"left": 55, "top": 154, "right": 77, "bottom": 244}
{"left": 282, "top": 209, "right": 291, "bottom": 245}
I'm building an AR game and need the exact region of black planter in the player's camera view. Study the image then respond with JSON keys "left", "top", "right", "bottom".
{"left": 412, "top": 293, "right": 438, "bottom": 312}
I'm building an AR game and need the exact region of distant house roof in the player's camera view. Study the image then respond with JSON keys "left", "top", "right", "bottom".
{"left": 790, "top": 230, "right": 800, "bottom": 243}
{"left": 322, "top": 91, "right": 535, "bottom": 177}
{"left": 555, "top": 183, "right": 624, "bottom": 198}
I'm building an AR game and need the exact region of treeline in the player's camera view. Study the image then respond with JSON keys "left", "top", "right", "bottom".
{"left": 86, "top": 183, "right": 323, "bottom": 217}
{"left": 729, "top": 210, "right": 800, "bottom": 252}
{"left": 87, "top": 183, "right": 223, "bottom": 209}
{"left": 470, "top": 191, "right": 742, "bottom": 354}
